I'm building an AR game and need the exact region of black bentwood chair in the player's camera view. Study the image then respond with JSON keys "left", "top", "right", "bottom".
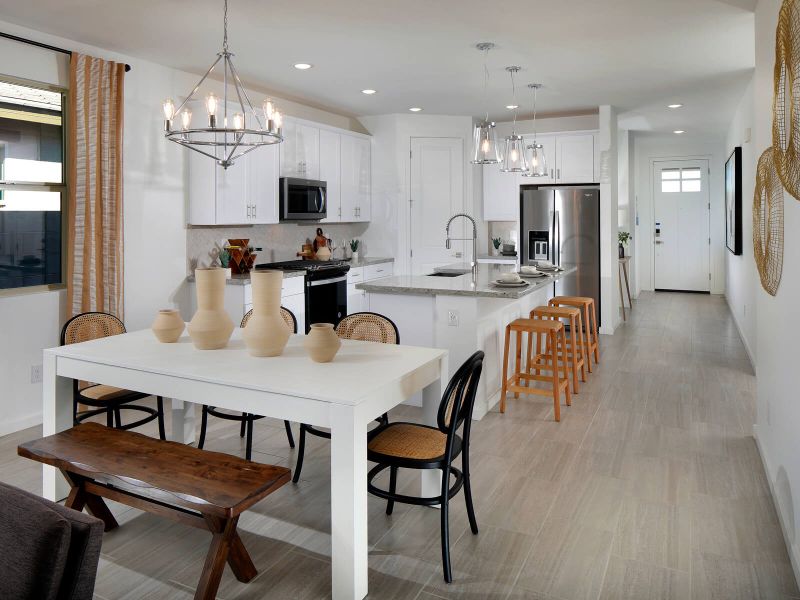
{"left": 292, "top": 312, "right": 399, "bottom": 483}
{"left": 366, "top": 350, "right": 485, "bottom": 583}
{"left": 61, "top": 312, "right": 166, "bottom": 439}
{"left": 198, "top": 307, "right": 297, "bottom": 460}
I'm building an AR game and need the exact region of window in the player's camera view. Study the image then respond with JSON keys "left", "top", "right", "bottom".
{"left": 661, "top": 167, "right": 703, "bottom": 193}
{"left": 0, "top": 80, "right": 65, "bottom": 291}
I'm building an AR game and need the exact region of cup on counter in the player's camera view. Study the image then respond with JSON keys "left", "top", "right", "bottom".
{"left": 499, "top": 272, "right": 522, "bottom": 283}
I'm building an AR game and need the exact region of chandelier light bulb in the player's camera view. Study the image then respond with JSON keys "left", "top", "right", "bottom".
{"left": 205, "top": 93, "right": 218, "bottom": 116}
{"left": 273, "top": 110, "right": 283, "bottom": 129}
{"left": 232, "top": 113, "right": 244, "bottom": 130}
{"left": 510, "top": 148, "right": 518, "bottom": 162}
{"left": 481, "top": 138, "right": 490, "bottom": 153}
{"left": 163, "top": 98, "right": 175, "bottom": 121}
{"left": 181, "top": 109, "right": 192, "bottom": 129}
{"left": 263, "top": 98, "right": 274, "bottom": 120}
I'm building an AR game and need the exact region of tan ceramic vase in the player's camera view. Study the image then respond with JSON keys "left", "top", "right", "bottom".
{"left": 151, "top": 309, "right": 185, "bottom": 343}
{"left": 187, "top": 268, "right": 235, "bottom": 350}
{"left": 242, "top": 270, "right": 291, "bottom": 357}
{"left": 304, "top": 323, "right": 342, "bottom": 363}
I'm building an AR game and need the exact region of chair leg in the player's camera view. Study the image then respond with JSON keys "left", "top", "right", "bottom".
{"left": 106, "top": 408, "right": 114, "bottom": 428}
{"left": 113, "top": 408, "right": 122, "bottom": 428}
{"left": 198, "top": 405, "right": 209, "bottom": 449}
{"left": 245, "top": 417, "right": 254, "bottom": 461}
{"left": 500, "top": 325, "right": 511, "bottom": 413}
{"left": 240, "top": 414, "right": 247, "bottom": 438}
{"left": 386, "top": 466, "right": 398, "bottom": 515}
{"left": 284, "top": 420, "right": 295, "bottom": 449}
{"left": 463, "top": 452, "right": 478, "bottom": 535}
{"left": 440, "top": 469, "right": 453, "bottom": 583}
{"left": 292, "top": 425, "right": 307, "bottom": 483}
{"left": 156, "top": 397, "right": 166, "bottom": 440}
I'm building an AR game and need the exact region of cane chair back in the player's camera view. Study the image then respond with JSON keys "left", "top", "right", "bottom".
{"left": 61, "top": 312, "right": 126, "bottom": 346}
{"left": 240, "top": 307, "right": 298, "bottom": 333}
{"left": 437, "top": 351, "right": 484, "bottom": 437}
{"left": 335, "top": 312, "right": 399, "bottom": 345}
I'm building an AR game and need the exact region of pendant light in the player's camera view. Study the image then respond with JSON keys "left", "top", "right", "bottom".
{"left": 161, "top": 0, "right": 283, "bottom": 169}
{"left": 522, "top": 83, "right": 548, "bottom": 178}
{"left": 471, "top": 43, "right": 501, "bottom": 164}
{"left": 501, "top": 67, "right": 528, "bottom": 173}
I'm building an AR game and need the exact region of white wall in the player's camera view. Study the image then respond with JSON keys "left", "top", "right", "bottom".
{"left": 0, "top": 20, "right": 359, "bottom": 433}
{"left": 632, "top": 132, "right": 726, "bottom": 294}
{"left": 724, "top": 76, "right": 757, "bottom": 364}
{"left": 599, "top": 106, "right": 620, "bottom": 334}
{"left": 358, "top": 114, "right": 481, "bottom": 275}
{"left": 750, "top": 0, "right": 800, "bottom": 584}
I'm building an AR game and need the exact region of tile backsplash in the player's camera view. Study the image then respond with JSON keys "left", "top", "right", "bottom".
{"left": 186, "top": 222, "right": 370, "bottom": 273}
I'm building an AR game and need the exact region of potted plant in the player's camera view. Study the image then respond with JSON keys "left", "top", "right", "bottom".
{"left": 618, "top": 231, "right": 631, "bottom": 258}
{"left": 492, "top": 237, "right": 502, "bottom": 257}
{"left": 350, "top": 239, "right": 360, "bottom": 263}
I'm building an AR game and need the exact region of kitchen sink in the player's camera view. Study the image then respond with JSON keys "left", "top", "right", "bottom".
{"left": 427, "top": 272, "right": 466, "bottom": 278}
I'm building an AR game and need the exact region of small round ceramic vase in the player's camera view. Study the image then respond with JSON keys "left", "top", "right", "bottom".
{"left": 151, "top": 309, "right": 185, "bottom": 343}
{"left": 187, "top": 267, "right": 235, "bottom": 350}
{"left": 304, "top": 323, "right": 342, "bottom": 363}
{"left": 242, "top": 270, "right": 291, "bottom": 357}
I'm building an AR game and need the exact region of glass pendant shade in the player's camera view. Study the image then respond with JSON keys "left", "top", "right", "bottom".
{"left": 471, "top": 121, "right": 502, "bottom": 164}
{"left": 522, "top": 142, "right": 548, "bottom": 177}
{"left": 501, "top": 134, "right": 528, "bottom": 173}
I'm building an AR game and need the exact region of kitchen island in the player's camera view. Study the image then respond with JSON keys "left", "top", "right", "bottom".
{"left": 358, "top": 265, "right": 577, "bottom": 419}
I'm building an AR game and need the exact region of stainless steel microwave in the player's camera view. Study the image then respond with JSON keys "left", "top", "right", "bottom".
{"left": 279, "top": 177, "right": 327, "bottom": 221}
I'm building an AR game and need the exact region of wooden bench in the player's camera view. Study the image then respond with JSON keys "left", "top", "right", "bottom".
{"left": 18, "top": 422, "right": 291, "bottom": 600}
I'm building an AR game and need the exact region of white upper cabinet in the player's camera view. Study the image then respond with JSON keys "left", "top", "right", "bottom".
{"left": 482, "top": 130, "right": 597, "bottom": 221}
{"left": 187, "top": 112, "right": 370, "bottom": 225}
{"left": 556, "top": 134, "right": 595, "bottom": 184}
{"left": 319, "top": 129, "right": 341, "bottom": 223}
{"left": 482, "top": 163, "right": 520, "bottom": 221}
{"left": 280, "top": 119, "right": 320, "bottom": 180}
{"left": 248, "top": 143, "right": 280, "bottom": 224}
{"left": 340, "top": 134, "right": 371, "bottom": 222}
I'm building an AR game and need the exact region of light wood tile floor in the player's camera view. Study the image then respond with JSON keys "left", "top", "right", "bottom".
{"left": 1, "top": 291, "right": 796, "bottom": 599}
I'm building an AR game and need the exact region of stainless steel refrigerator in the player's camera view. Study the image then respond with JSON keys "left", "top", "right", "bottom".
{"left": 520, "top": 186, "right": 601, "bottom": 326}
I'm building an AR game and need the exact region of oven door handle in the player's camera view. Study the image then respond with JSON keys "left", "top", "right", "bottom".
{"left": 307, "top": 275, "right": 347, "bottom": 287}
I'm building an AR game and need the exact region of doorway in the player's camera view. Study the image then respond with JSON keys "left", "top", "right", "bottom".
{"left": 409, "top": 137, "right": 464, "bottom": 275}
{"left": 653, "top": 159, "right": 710, "bottom": 292}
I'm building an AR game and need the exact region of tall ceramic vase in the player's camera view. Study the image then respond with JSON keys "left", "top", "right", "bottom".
{"left": 242, "top": 270, "right": 291, "bottom": 357}
{"left": 187, "top": 268, "right": 235, "bottom": 350}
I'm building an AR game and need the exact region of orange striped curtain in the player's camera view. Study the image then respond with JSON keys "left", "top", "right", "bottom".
{"left": 66, "top": 53, "right": 126, "bottom": 319}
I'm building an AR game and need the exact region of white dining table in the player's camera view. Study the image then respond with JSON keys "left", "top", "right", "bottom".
{"left": 42, "top": 328, "right": 448, "bottom": 600}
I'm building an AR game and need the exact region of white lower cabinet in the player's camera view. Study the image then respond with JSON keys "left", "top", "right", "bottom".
{"left": 347, "top": 284, "right": 368, "bottom": 313}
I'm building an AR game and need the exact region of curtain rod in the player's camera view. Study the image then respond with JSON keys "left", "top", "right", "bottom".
{"left": 0, "top": 31, "right": 132, "bottom": 72}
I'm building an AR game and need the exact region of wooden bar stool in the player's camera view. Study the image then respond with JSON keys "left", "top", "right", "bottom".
{"left": 529, "top": 305, "right": 586, "bottom": 394}
{"left": 501, "top": 318, "right": 571, "bottom": 421}
{"left": 549, "top": 296, "right": 599, "bottom": 372}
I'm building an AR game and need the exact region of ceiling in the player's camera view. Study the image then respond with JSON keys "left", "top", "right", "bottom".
{"left": 0, "top": 0, "right": 755, "bottom": 135}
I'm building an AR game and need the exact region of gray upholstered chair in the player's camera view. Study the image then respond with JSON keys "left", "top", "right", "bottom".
{"left": 0, "top": 481, "right": 104, "bottom": 600}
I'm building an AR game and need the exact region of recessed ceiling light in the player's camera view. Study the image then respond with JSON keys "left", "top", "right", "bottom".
{"left": 409, "top": 107, "right": 422, "bottom": 112}
{"left": 361, "top": 89, "right": 377, "bottom": 95}
{"left": 506, "top": 104, "right": 519, "bottom": 110}
{"left": 668, "top": 103, "right": 684, "bottom": 109}
{"left": 293, "top": 63, "right": 313, "bottom": 70}
{"left": 674, "top": 130, "right": 686, "bottom": 134}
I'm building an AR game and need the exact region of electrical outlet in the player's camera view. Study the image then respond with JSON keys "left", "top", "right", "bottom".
{"left": 447, "top": 310, "right": 459, "bottom": 327}
{"left": 30, "top": 364, "right": 43, "bottom": 384}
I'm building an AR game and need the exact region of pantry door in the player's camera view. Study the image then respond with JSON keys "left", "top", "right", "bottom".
{"left": 409, "top": 137, "right": 465, "bottom": 275}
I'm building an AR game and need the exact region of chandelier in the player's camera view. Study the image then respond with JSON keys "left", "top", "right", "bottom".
{"left": 522, "top": 83, "right": 548, "bottom": 178}
{"left": 501, "top": 67, "right": 528, "bottom": 173}
{"left": 161, "top": 0, "right": 283, "bottom": 169}
{"left": 470, "top": 43, "right": 502, "bottom": 165}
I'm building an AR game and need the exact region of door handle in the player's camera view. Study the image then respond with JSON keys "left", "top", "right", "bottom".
{"left": 655, "top": 240, "right": 664, "bottom": 245}
{"left": 557, "top": 168, "right": 561, "bottom": 180}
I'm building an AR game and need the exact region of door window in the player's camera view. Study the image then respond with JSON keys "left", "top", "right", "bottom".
{"left": 661, "top": 167, "right": 703, "bottom": 193}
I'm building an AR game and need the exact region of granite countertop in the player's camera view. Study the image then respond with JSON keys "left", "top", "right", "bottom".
{"left": 357, "top": 264, "right": 576, "bottom": 299}
{"left": 186, "top": 257, "right": 394, "bottom": 286}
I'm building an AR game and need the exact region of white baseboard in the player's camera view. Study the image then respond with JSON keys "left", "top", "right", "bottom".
{"left": 0, "top": 412, "right": 42, "bottom": 437}
{"left": 753, "top": 425, "right": 800, "bottom": 588}
{"left": 724, "top": 294, "right": 756, "bottom": 371}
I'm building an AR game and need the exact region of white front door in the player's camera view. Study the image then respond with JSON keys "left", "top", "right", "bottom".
{"left": 410, "top": 137, "right": 465, "bottom": 275}
{"left": 653, "top": 159, "right": 710, "bottom": 292}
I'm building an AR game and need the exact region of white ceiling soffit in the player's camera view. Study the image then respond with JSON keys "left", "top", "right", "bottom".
{"left": 0, "top": 0, "right": 755, "bottom": 134}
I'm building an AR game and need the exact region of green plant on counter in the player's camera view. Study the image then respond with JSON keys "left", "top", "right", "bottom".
{"left": 492, "top": 237, "right": 502, "bottom": 250}
{"left": 618, "top": 231, "right": 631, "bottom": 246}
{"left": 350, "top": 239, "right": 360, "bottom": 252}
{"left": 218, "top": 247, "right": 231, "bottom": 268}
